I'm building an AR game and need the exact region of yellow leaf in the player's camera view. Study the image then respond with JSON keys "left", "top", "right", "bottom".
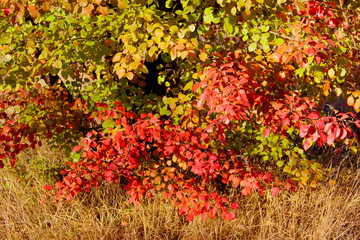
{"left": 188, "top": 24, "right": 196, "bottom": 32}
{"left": 237, "top": 0, "right": 245, "bottom": 7}
{"left": 116, "top": 69, "right": 125, "bottom": 79}
{"left": 328, "top": 68, "right": 335, "bottom": 79}
{"left": 231, "top": 6, "right": 237, "bottom": 15}
{"left": 192, "top": 115, "right": 199, "bottom": 124}
{"left": 245, "top": 0, "right": 252, "bottom": 15}
{"left": 79, "top": 0, "right": 88, "bottom": 7}
{"left": 127, "top": 72, "right": 134, "bottom": 80}
{"left": 133, "top": 54, "right": 142, "bottom": 61}
{"left": 154, "top": 28, "right": 164, "bottom": 38}
{"left": 148, "top": 46, "right": 158, "bottom": 57}
{"left": 347, "top": 95, "right": 354, "bottom": 106}
{"left": 169, "top": 25, "right": 179, "bottom": 34}
{"left": 143, "top": 13, "right": 152, "bottom": 22}
{"left": 334, "top": 87, "right": 342, "bottom": 96}
{"left": 158, "top": 41, "right": 168, "bottom": 51}
{"left": 113, "top": 53, "right": 121, "bottom": 62}
{"left": 199, "top": 52, "right": 208, "bottom": 62}
{"left": 354, "top": 98, "right": 360, "bottom": 113}
{"left": 180, "top": 50, "right": 188, "bottom": 60}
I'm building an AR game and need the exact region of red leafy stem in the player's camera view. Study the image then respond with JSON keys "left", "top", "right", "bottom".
{"left": 0, "top": 87, "right": 92, "bottom": 168}
{"left": 193, "top": 53, "right": 360, "bottom": 151}
{"left": 54, "top": 103, "right": 289, "bottom": 221}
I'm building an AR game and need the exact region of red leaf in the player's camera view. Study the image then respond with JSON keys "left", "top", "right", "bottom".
{"left": 327, "top": 133, "right": 335, "bottom": 145}
{"left": 308, "top": 112, "right": 320, "bottom": 120}
{"left": 186, "top": 213, "right": 194, "bottom": 222}
{"left": 303, "top": 138, "right": 312, "bottom": 151}
{"left": 10, "top": 158, "right": 16, "bottom": 168}
{"left": 43, "top": 185, "right": 53, "bottom": 191}
{"left": 299, "top": 124, "right": 310, "bottom": 138}
{"left": 209, "top": 207, "right": 217, "bottom": 218}
{"left": 201, "top": 212, "right": 207, "bottom": 221}
{"left": 300, "top": 58, "right": 308, "bottom": 68}
{"left": 0, "top": 160, "right": 4, "bottom": 168}
{"left": 263, "top": 128, "right": 271, "bottom": 138}
{"left": 339, "top": 129, "right": 347, "bottom": 140}
{"left": 324, "top": 2, "right": 337, "bottom": 8}
{"left": 227, "top": 212, "right": 236, "bottom": 220}
{"left": 4, "top": 8, "right": 13, "bottom": 16}
{"left": 241, "top": 188, "right": 248, "bottom": 196}
{"left": 327, "top": 18, "right": 339, "bottom": 28}
{"left": 232, "top": 177, "right": 240, "bottom": 188}
{"left": 73, "top": 145, "right": 82, "bottom": 153}
{"left": 271, "top": 187, "right": 280, "bottom": 197}
{"left": 231, "top": 202, "right": 239, "bottom": 209}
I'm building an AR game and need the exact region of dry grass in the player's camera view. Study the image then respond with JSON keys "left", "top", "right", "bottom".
{"left": 0, "top": 145, "right": 359, "bottom": 240}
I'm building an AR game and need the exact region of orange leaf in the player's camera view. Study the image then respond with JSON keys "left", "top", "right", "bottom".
{"left": 280, "top": 27, "right": 287, "bottom": 35}
{"left": 154, "top": 176, "right": 161, "bottom": 184}
{"left": 199, "top": 52, "right": 208, "bottom": 62}
{"left": 323, "top": 81, "right": 330, "bottom": 91}
{"left": 42, "top": 1, "right": 51, "bottom": 12}
{"left": 27, "top": 6, "right": 38, "bottom": 19}
{"left": 118, "top": 0, "right": 126, "bottom": 10}
{"left": 82, "top": 4, "right": 94, "bottom": 15}
{"left": 98, "top": 5, "right": 109, "bottom": 16}
{"left": 272, "top": 53, "right": 281, "bottom": 62}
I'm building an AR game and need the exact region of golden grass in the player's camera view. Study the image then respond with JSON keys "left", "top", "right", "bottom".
{"left": 0, "top": 145, "right": 359, "bottom": 240}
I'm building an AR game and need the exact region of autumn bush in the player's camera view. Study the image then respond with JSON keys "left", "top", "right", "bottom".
{"left": 1, "top": 145, "right": 359, "bottom": 239}
{"left": 0, "top": 0, "right": 360, "bottom": 222}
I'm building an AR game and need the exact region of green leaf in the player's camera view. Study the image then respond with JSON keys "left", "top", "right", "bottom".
{"left": 224, "top": 19, "right": 233, "bottom": 35}
{"left": 183, "top": 81, "right": 194, "bottom": 91}
{"left": 251, "top": 34, "right": 261, "bottom": 42}
{"left": 203, "top": 14, "right": 213, "bottom": 24}
{"left": 248, "top": 42, "right": 257, "bottom": 52}
{"left": 275, "top": 38, "right": 284, "bottom": 46}
{"left": 262, "top": 44, "right": 270, "bottom": 53}
{"left": 276, "top": 161, "right": 284, "bottom": 167}
{"left": 73, "top": 154, "right": 81, "bottom": 163}
{"left": 261, "top": 25, "right": 269, "bottom": 32}
{"left": 0, "top": 54, "right": 11, "bottom": 64}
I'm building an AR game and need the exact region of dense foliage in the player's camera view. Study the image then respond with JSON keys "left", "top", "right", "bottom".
{"left": 1, "top": 0, "right": 360, "bottom": 221}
